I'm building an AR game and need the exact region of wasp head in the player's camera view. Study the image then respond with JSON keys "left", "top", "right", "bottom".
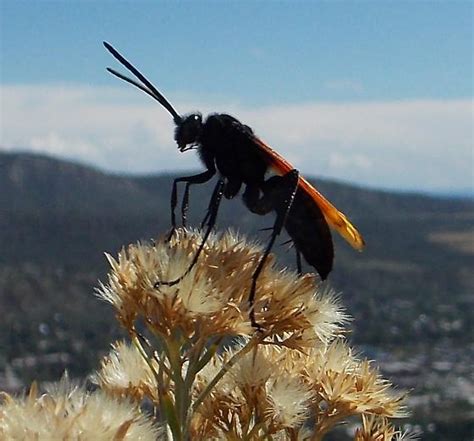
{"left": 174, "top": 113, "right": 203, "bottom": 152}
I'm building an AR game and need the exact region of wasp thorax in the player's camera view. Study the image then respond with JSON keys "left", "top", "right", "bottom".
{"left": 175, "top": 113, "right": 203, "bottom": 152}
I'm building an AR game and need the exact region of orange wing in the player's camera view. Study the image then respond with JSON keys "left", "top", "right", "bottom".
{"left": 253, "top": 137, "right": 365, "bottom": 251}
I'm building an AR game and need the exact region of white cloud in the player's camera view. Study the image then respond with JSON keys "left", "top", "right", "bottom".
{"left": 1, "top": 84, "right": 472, "bottom": 192}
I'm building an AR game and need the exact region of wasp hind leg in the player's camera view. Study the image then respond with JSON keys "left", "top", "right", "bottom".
{"left": 242, "top": 169, "right": 300, "bottom": 327}
{"left": 278, "top": 238, "right": 302, "bottom": 274}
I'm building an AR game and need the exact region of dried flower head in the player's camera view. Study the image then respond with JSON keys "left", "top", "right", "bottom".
{"left": 96, "top": 228, "right": 347, "bottom": 342}
{"left": 354, "top": 414, "right": 418, "bottom": 441}
{"left": 304, "top": 341, "right": 407, "bottom": 419}
{"left": 92, "top": 340, "right": 158, "bottom": 402}
{"left": 0, "top": 375, "right": 161, "bottom": 440}
{"left": 265, "top": 376, "right": 314, "bottom": 430}
{"left": 189, "top": 340, "right": 406, "bottom": 439}
{"left": 91, "top": 228, "right": 408, "bottom": 440}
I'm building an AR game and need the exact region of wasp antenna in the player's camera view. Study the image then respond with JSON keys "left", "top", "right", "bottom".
{"left": 106, "top": 67, "right": 162, "bottom": 103}
{"left": 103, "top": 41, "right": 182, "bottom": 123}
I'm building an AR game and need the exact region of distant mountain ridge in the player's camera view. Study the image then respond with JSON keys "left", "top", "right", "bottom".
{"left": 0, "top": 151, "right": 156, "bottom": 216}
{"left": 3, "top": 150, "right": 471, "bottom": 214}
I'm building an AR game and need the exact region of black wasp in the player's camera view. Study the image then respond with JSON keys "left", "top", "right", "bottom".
{"left": 104, "top": 42, "right": 364, "bottom": 325}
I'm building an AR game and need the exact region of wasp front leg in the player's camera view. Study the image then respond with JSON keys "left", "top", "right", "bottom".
{"left": 156, "top": 178, "right": 225, "bottom": 288}
{"left": 168, "top": 168, "right": 215, "bottom": 239}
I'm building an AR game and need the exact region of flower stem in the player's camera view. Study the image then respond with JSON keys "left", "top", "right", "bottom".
{"left": 192, "top": 334, "right": 262, "bottom": 413}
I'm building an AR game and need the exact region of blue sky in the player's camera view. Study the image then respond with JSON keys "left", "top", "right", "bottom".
{"left": 1, "top": 1, "right": 473, "bottom": 193}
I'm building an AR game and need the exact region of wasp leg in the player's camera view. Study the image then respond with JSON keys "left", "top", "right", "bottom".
{"left": 200, "top": 206, "right": 210, "bottom": 230}
{"left": 296, "top": 248, "right": 303, "bottom": 275}
{"left": 199, "top": 177, "right": 241, "bottom": 229}
{"left": 169, "top": 169, "right": 216, "bottom": 234}
{"left": 156, "top": 179, "right": 225, "bottom": 288}
{"left": 243, "top": 169, "right": 300, "bottom": 327}
{"left": 278, "top": 238, "right": 303, "bottom": 274}
{"left": 199, "top": 177, "right": 226, "bottom": 229}
{"left": 181, "top": 182, "right": 190, "bottom": 227}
